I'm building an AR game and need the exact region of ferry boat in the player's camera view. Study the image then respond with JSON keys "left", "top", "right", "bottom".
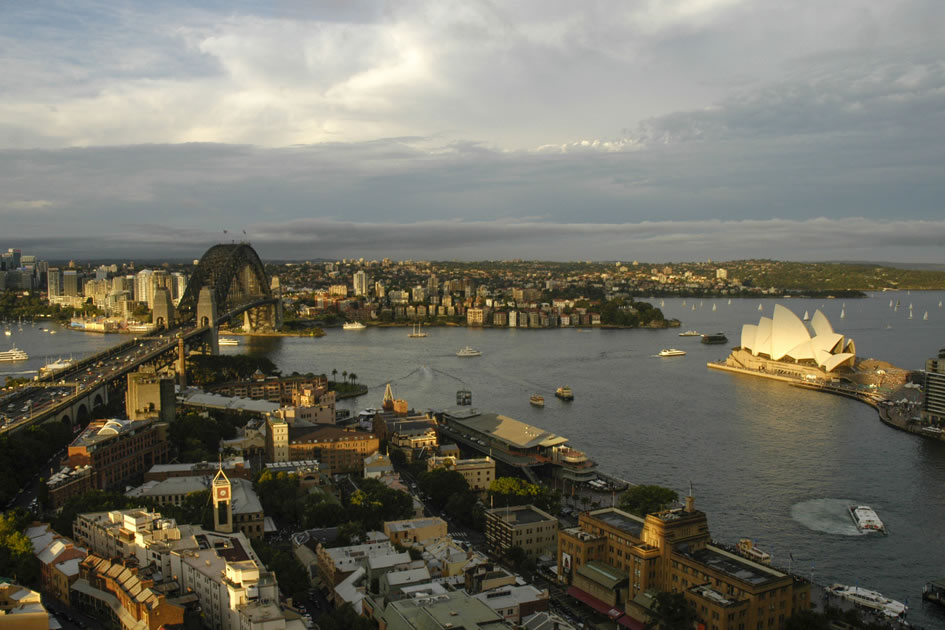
{"left": 408, "top": 322, "right": 427, "bottom": 338}
{"left": 700, "top": 332, "right": 728, "bottom": 345}
{"left": 848, "top": 505, "right": 886, "bottom": 534}
{"left": 658, "top": 348, "right": 686, "bottom": 357}
{"left": 529, "top": 394, "right": 545, "bottom": 407}
{"left": 678, "top": 330, "right": 700, "bottom": 337}
{"left": 0, "top": 346, "right": 29, "bottom": 362}
{"left": 735, "top": 539, "right": 771, "bottom": 564}
{"left": 827, "top": 584, "right": 907, "bottom": 618}
{"left": 456, "top": 346, "right": 481, "bottom": 357}
{"left": 555, "top": 386, "right": 574, "bottom": 401}
{"left": 343, "top": 321, "right": 366, "bottom": 330}
{"left": 218, "top": 337, "right": 239, "bottom": 346}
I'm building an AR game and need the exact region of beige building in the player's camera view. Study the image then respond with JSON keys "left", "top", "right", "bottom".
{"left": 383, "top": 517, "right": 448, "bottom": 546}
{"left": 556, "top": 500, "right": 811, "bottom": 630}
{"left": 126, "top": 367, "right": 175, "bottom": 423}
{"left": 0, "top": 582, "right": 51, "bottom": 630}
{"left": 427, "top": 455, "right": 495, "bottom": 492}
{"left": 484, "top": 504, "right": 558, "bottom": 559}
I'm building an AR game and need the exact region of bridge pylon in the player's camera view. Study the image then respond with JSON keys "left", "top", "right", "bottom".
{"left": 197, "top": 286, "right": 219, "bottom": 355}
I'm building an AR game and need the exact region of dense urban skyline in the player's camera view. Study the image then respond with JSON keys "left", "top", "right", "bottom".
{"left": 3, "top": 1, "right": 944, "bottom": 262}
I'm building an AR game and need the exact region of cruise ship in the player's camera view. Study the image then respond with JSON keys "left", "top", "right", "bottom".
{"left": 0, "top": 346, "right": 29, "bottom": 362}
{"left": 40, "top": 358, "right": 74, "bottom": 374}
{"left": 343, "top": 321, "right": 366, "bottom": 330}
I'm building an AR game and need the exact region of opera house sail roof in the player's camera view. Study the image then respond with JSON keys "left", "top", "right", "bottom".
{"left": 739, "top": 305, "right": 856, "bottom": 372}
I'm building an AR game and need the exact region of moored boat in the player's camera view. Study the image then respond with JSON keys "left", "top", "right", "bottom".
{"left": 40, "top": 357, "right": 74, "bottom": 374}
{"left": 555, "top": 386, "right": 574, "bottom": 401}
{"left": 218, "top": 337, "right": 239, "bottom": 346}
{"left": 735, "top": 538, "right": 771, "bottom": 564}
{"left": 678, "top": 330, "right": 700, "bottom": 337}
{"left": 658, "top": 348, "right": 686, "bottom": 357}
{"left": 848, "top": 505, "right": 886, "bottom": 534}
{"left": 529, "top": 394, "right": 544, "bottom": 407}
{"left": 408, "top": 322, "right": 427, "bottom": 338}
{"left": 0, "top": 346, "right": 29, "bottom": 362}
{"left": 827, "top": 584, "right": 907, "bottom": 618}
{"left": 343, "top": 321, "right": 366, "bottom": 330}
{"left": 456, "top": 346, "right": 481, "bottom": 357}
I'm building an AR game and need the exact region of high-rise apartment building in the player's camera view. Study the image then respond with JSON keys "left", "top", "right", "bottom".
{"left": 353, "top": 270, "right": 368, "bottom": 296}
{"left": 62, "top": 270, "right": 80, "bottom": 297}
{"left": 922, "top": 355, "right": 945, "bottom": 425}
{"left": 134, "top": 269, "right": 153, "bottom": 304}
{"left": 47, "top": 267, "right": 61, "bottom": 297}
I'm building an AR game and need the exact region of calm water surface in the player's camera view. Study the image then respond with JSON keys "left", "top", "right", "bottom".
{"left": 5, "top": 293, "right": 944, "bottom": 625}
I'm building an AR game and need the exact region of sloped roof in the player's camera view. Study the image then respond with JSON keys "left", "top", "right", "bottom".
{"left": 739, "top": 307, "right": 855, "bottom": 372}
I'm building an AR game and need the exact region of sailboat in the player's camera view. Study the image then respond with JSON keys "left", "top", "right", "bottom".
{"left": 691, "top": 304, "right": 696, "bottom": 311}
{"left": 682, "top": 300, "right": 687, "bottom": 306}
{"left": 408, "top": 322, "right": 427, "bottom": 338}
{"left": 923, "top": 311, "right": 929, "bottom": 321}
{"left": 758, "top": 304, "right": 763, "bottom": 311}
{"left": 712, "top": 303, "right": 717, "bottom": 312}
{"left": 840, "top": 307, "right": 846, "bottom": 319}
{"left": 889, "top": 299, "right": 893, "bottom": 308}
{"left": 803, "top": 310, "right": 810, "bottom": 321}
{"left": 660, "top": 299, "right": 665, "bottom": 307}
{"left": 727, "top": 298, "right": 732, "bottom": 305}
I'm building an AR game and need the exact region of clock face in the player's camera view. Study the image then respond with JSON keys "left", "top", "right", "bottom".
{"left": 216, "top": 487, "right": 229, "bottom": 499}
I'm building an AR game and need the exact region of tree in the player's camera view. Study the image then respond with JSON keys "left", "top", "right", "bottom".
{"left": 348, "top": 373, "right": 357, "bottom": 386}
{"left": 317, "top": 603, "right": 375, "bottom": 630}
{"left": 342, "top": 370, "right": 348, "bottom": 384}
{"left": 332, "top": 368, "right": 338, "bottom": 383}
{"left": 0, "top": 511, "right": 39, "bottom": 585}
{"left": 618, "top": 485, "right": 679, "bottom": 517}
{"left": 646, "top": 592, "right": 697, "bottom": 630}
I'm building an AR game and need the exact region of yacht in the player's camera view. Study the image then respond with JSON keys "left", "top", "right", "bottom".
{"left": 555, "top": 386, "right": 574, "bottom": 401}
{"left": 408, "top": 322, "right": 427, "bottom": 338}
{"left": 3, "top": 329, "right": 11, "bottom": 336}
{"left": 735, "top": 539, "right": 771, "bottom": 564}
{"left": 529, "top": 394, "right": 545, "bottom": 407}
{"left": 456, "top": 346, "right": 481, "bottom": 357}
{"left": 343, "top": 321, "right": 366, "bottom": 330}
{"left": 0, "top": 346, "right": 29, "bottom": 362}
{"left": 826, "top": 584, "right": 907, "bottom": 618}
{"left": 678, "top": 330, "right": 700, "bottom": 337}
{"left": 803, "top": 310, "right": 810, "bottom": 321}
{"left": 218, "top": 337, "right": 239, "bottom": 346}
{"left": 848, "top": 505, "right": 886, "bottom": 534}
{"left": 658, "top": 348, "right": 687, "bottom": 357}
{"left": 40, "top": 358, "right": 74, "bottom": 374}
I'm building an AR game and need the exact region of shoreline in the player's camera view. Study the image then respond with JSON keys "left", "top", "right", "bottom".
{"left": 708, "top": 361, "right": 944, "bottom": 443}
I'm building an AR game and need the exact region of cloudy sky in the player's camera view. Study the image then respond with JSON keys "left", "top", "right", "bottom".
{"left": 2, "top": 1, "right": 944, "bottom": 262}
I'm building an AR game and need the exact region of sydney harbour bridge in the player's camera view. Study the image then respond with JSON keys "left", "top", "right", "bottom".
{"left": 1, "top": 243, "right": 283, "bottom": 433}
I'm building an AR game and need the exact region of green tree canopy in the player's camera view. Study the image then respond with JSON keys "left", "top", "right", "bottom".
{"left": 618, "top": 485, "right": 679, "bottom": 518}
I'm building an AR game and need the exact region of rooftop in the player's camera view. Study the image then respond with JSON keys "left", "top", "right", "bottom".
{"left": 589, "top": 508, "right": 645, "bottom": 538}
{"left": 446, "top": 410, "right": 569, "bottom": 450}
{"left": 684, "top": 545, "right": 787, "bottom": 588}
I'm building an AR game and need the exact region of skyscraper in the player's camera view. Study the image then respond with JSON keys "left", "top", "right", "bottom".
{"left": 47, "top": 267, "right": 61, "bottom": 297}
{"left": 62, "top": 270, "right": 80, "bottom": 297}
{"left": 353, "top": 270, "right": 368, "bottom": 296}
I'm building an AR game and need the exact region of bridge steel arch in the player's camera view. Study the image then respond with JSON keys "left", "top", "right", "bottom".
{"left": 177, "top": 243, "right": 274, "bottom": 323}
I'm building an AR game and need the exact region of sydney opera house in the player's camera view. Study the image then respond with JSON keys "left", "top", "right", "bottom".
{"left": 717, "top": 305, "right": 858, "bottom": 380}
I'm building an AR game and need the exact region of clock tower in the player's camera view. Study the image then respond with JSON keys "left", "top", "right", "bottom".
{"left": 212, "top": 467, "right": 233, "bottom": 534}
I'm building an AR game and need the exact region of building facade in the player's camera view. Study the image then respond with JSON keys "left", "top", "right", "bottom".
{"left": 484, "top": 505, "right": 558, "bottom": 559}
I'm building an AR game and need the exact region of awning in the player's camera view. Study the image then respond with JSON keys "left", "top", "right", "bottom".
{"left": 566, "top": 586, "right": 645, "bottom": 629}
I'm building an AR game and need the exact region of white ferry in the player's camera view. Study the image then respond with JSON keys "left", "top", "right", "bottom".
{"left": 848, "top": 505, "right": 887, "bottom": 534}
{"left": 456, "top": 346, "right": 482, "bottom": 357}
{"left": 218, "top": 337, "right": 239, "bottom": 346}
{"left": 735, "top": 539, "right": 771, "bottom": 564}
{"left": 658, "top": 348, "right": 687, "bottom": 357}
{"left": 0, "top": 346, "right": 29, "bottom": 362}
{"left": 827, "top": 584, "right": 907, "bottom": 618}
{"left": 343, "top": 321, "right": 366, "bottom": 330}
{"left": 678, "top": 330, "right": 700, "bottom": 337}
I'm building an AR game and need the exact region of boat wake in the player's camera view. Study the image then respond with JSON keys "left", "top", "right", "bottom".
{"left": 790, "top": 498, "right": 866, "bottom": 536}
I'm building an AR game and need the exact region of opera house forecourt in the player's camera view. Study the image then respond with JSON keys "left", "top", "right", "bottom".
{"left": 708, "top": 305, "right": 908, "bottom": 388}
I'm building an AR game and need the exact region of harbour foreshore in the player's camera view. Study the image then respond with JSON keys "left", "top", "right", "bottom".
{"left": 708, "top": 360, "right": 945, "bottom": 443}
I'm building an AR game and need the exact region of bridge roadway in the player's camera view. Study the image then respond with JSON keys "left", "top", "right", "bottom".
{"left": 0, "top": 325, "right": 209, "bottom": 434}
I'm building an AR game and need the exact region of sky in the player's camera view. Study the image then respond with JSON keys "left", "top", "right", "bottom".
{"left": 2, "top": 0, "right": 945, "bottom": 263}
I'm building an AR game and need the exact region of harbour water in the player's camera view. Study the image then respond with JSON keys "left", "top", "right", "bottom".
{"left": 4, "top": 292, "right": 944, "bottom": 625}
